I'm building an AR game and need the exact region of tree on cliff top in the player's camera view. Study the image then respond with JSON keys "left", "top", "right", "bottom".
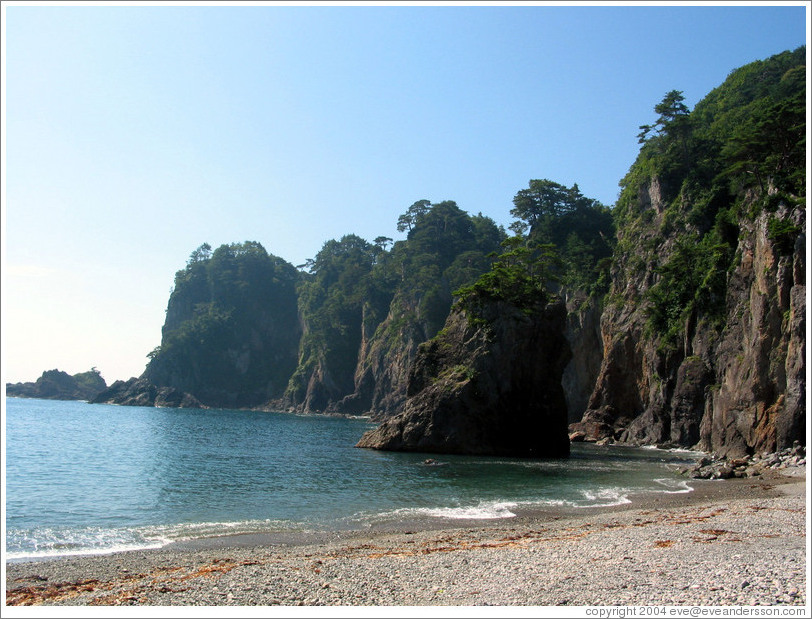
{"left": 454, "top": 235, "right": 558, "bottom": 324}
{"left": 636, "top": 89, "right": 691, "bottom": 144}
{"left": 614, "top": 46, "right": 806, "bottom": 352}
{"left": 509, "top": 179, "right": 614, "bottom": 296}
{"left": 146, "top": 241, "right": 301, "bottom": 407}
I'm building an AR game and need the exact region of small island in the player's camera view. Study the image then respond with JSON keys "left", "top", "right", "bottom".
{"left": 6, "top": 368, "right": 107, "bottom": 402}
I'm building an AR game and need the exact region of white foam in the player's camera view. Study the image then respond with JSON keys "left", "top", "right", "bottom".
{"left": 6, "top": 518, "right": 298, "bottom": 561}
{"left": 573, "top": 487, "right": 633, "bottom": 508}
{"left": 376, "top": 500, "right": 519, "bottom": 521}
{"left": 5, "top": 526, "right": 171, "bottom": 561}
{"left": 653, "top": 478, "right": 694, "bottom": 494}
{"left": 641, "top": 444, "right": 702, "bottom": 455}
{"left": 5, "top": 540, "right": 167, "bottom": 561}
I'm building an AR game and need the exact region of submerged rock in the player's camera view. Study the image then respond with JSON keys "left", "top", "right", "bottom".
{"left": 356, "top": 299, "right": 571, "bottom": 457}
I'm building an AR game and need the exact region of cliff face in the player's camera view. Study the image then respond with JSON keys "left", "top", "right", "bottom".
{"left": 148, "top": 244, "right": 301, "bottom": 409}
{"left": 699, "top": 203, "right": 805, "bottom": 455}
{"left": 572, "top": 180, "right": 805, "bottom": 456}
{"left": 570, "top": 48, "right": 806, "bottom": 456}
{"left": 356, "top": 299, "right": 572, "bottom": 457}
{"left": 324, "top": 291, "right": 438, "bottom": 419}
{"left": 561, "top": 292, "right": 604, "bottom": 424}
{"left": 280, "top": 310, "right": 365, "bottom": 414}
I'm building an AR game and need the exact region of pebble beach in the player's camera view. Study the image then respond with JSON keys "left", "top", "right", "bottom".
{"left": 4, "top": 466, "right": 807, "bottom": 612}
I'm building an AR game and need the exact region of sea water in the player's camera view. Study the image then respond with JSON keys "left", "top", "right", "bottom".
{"left": 4, "top": 398, "right": 700, "bottom": 560}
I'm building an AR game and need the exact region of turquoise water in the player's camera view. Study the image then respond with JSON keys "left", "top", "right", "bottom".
{"left": 5, "top": 398, "right": 700, "bottom": 559}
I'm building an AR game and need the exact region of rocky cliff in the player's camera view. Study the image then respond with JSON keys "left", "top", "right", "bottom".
{"left": 93, "top": 242, "right": 302, "bottom": 409}
{"left": 569, "top": 48, "right": 806, "bottom": 456}
{"left": 326, "top": 290, "right": 439, "bottom": 419}
{"left": 700, "top": 203, "right": 805, "bottom": 455}
{"left": 356, "top": 299, "right": 572, "bottom": 457}
{"left": 279, "top": 206, "right": 505, "bottom": 417}
{"left": 89, "top": 50, "right": 803, "bottom": 461}
{"left": 572, "top": 183, "right": 805, "bottom": 457}
{"left": 561, "top": 292, "right": 604, "bottom": 424}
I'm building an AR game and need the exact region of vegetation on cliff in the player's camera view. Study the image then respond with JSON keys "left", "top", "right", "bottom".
{"left": 284, "top": 201, "right": 506, "bottom": 412}
{"left": 93, "top": 47, "right": 805, "bottom": 458}
{"left": 454, "top": 179, "right": 613, "bottom": 333}
{"left": 510, "top": 179, "right": 615, "bottom": 296}
{"left": 356, "top": 299, "right": 572, "bottom": 457}
{"left": 144, "top": 241, "right": 301, "bottom": 408}
{"left": 576, "top": 46, "right": 805, "bottom": 455}
{"left": 615, "top": 46, "right": 805, "bottom": 351}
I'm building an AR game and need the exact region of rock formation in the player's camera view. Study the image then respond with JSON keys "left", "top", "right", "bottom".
{"left": 561, "top": 292, "right": 604, "bottom": 424}
{"left": 356, "top": 299, "right": 572, "bottom": 457}
{"left": 89, "top": 49, "right": 804, "bottom": 461}
{"left": 327, "top": 292, "right": 438, "bottom": 419}
{"left": 7, "top": 368, "right": 107, "bottom": 401}
{"left": 568, "top": 48, "right": 806, "bottom": 456}
{"left": 90, "top": 377, "right": 204, "bottom": 408}
{"left": 94, "top": 242, "right": 302, "bottom": 409}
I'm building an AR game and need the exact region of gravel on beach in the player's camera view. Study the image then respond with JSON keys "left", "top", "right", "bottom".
{"left": 5, "top": 468, "right": 807, "bottom": 609}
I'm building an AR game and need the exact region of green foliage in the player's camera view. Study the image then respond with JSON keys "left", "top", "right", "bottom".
{"left": 637, "top": 90, "right": 691, "bottom": 145}
{"left": 284, "top": 204, "right": 506, "bottom": 405}
{"left": 291, "top": 234, "right": 380, "bottom": 399}
{"left": 141, "top": 48, "right": 806, "bottom": 411}
{"left": 434, "top": 364, "right": 476, "bottom": 384}
{"left": 645, "top": 229, "right": 732, "bottom": 350}
{"left": 510, "top": 179, "right": 615, "bottom": 296}
{"left": 385, "top": 201, "right": 506, "bottom": 336}
{"left": 396, "top": 199, "right": 431, "bottom": 232}
{"left": 72, "top": 367, "right": 106, "bottom": 394}
{"left": 455, "top": 236, "right": 557, "bottom": 325}
{"left": 615, "top": 47, "right": 805, "bottom": 349}
{"left": 618, "top": 47, "right": 805, "bottom": 233}
{"left": 767, "top": 216, "right": 802, "bottom": 255}
{"left": 147, "top": 241, "right": 301, "bottom": 406}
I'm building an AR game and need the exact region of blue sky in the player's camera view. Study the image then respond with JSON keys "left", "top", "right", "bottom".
{"left": 2, "top": 2, "right": 808, "bottom": 384}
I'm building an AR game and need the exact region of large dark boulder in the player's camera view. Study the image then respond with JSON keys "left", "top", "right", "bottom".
{"left": 356, "top": 299, "right": 571, "bottom": 457}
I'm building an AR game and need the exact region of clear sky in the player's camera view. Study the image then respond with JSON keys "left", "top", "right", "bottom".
{"left": 2, "top": 2, "right": 808, "bottom": 385}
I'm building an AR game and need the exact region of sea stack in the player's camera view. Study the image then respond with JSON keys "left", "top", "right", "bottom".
{"left": 357, "top": 298, "right": 572, "bottom": 457}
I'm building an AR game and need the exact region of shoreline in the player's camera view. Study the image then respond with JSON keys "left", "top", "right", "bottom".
{"left": 3, "top": 441, "right": 706, "bottom": 564}
{"left": 158, "top": 472, "right": 791, "bottom": 550}
{"left": 5, "top": 467, "right": 807, "bottom": 607}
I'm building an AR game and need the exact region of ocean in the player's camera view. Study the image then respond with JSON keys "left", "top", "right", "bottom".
{"left": 4, "top": 397, "right": 700, "bottom": 560}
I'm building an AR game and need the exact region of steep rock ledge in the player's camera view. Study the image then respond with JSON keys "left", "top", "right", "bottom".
{"left": 562, "top": 292, "right": 604, "bottom": 424}
{"left": 699, "top": 205, "right": 805, "bottom": 456}
{"left": 356, "top": 299, "right": 572, "bottom": 457}
{"left": 331, "top": 293, "right": 436, "bottom": 420}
